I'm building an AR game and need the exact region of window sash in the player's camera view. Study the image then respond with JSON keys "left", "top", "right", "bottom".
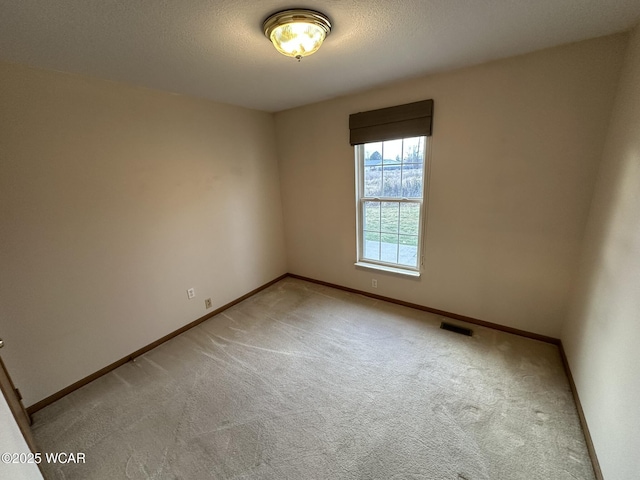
{"left": 358, "top": 199, "right": 422, "bottom": 270}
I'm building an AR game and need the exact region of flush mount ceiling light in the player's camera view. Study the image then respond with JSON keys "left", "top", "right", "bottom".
{"left": 263, "top": 9, "right": 332, "bottom": 61}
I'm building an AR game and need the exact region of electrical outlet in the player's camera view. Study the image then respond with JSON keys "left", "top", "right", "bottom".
{"left": 205, "top": 298, "right": 212, "bottom": 309}
{"left": 187, "top": 288, "right": 195, "bottom": 299}
{"left": 372, "top": 279, "right": 377, "bottom": 288}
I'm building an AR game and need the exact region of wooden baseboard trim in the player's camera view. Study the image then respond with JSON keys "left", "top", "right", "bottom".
{"left": 287, "top": 273, "right": 560, "bottom": 345}
{"left": 26, "top": 273, "right": 288, "bottom": 415}
{"left": 25, "top": 271, "right": 602, "bottom": 479}
{"left": 558, "top": 341, "right": 603, "bottom": 480}
{"left": 27, "top": 357, "right": 131, "bottom": 416}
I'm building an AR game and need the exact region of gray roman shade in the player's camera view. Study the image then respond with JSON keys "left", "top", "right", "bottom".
{"left": 349, "top": 99, "right": 434, "bottom": 145}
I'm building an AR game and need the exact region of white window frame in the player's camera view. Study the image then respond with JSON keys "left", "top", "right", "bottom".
{"left": 354, "top": 136, "right": 429, "bottom": 277}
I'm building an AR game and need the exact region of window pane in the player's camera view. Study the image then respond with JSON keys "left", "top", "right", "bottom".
{"left": 363, "top": 231, "right": 380, "bottom": 261}
{"left": 364, "top": 142, "right": 383, "bottom": 165}
{"left": 380, "top": 233, "right": 399, "bottom": 263}
{"left": 401, "top": 163, "right": 423, "bottom": 198}
{"left": 399, "top": 234, "right": 419, "bottom": 247}
{"left": 382, "top": 165, "right": 402, "bottom": 197}
{"left": 398, "top": 235, "right": 419, "bottom": 267}
{"left": 364, "top": 166, "right": 382, "bottom": 197}
{"left": 402, "top": 137, "right": 424, "bottom": 164}
{"left": 363, "top": 201, "right": 380, "bottom": 231}
{"left": 399, "top": 203, "right": 419, "bottom": 235}
{"left": 380, "top": 202, "right": 399, "bottom": 233}
{"left": 383, "top": 139, "right": 402, "bottom": 165}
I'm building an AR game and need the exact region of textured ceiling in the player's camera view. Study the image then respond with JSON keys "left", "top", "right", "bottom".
{"left": 1, "top": 0, "right": 640, "bottom": 112}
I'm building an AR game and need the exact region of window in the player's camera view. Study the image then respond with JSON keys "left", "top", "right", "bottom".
{"left": 350, "top": 99, "right": 433, "bottom": 276}
{"left": 355, "top": 136, "right": 428, "bottom": 275}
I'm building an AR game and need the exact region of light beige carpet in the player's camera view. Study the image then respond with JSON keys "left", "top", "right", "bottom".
{"left": 32, "top": 277, "right": 595, "bottom": 479}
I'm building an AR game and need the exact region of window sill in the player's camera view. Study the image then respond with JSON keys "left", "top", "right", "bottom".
{"left": 354, "top": 262, "right": 421, "bottom": 277}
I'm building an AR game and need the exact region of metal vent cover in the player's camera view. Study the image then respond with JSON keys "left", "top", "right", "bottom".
{"left": 440, "top": 322, "right": 473, "bottom": 336}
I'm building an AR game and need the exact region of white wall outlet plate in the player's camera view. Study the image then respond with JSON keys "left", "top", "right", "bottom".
{"left": 205, "top": 298, "right": 212, "bottom": 309}
{"left": 372, "top": 279, "right": 377, "bottom": 288}
{"left": 187, "top": 288, "right": 195, "bottom": 299}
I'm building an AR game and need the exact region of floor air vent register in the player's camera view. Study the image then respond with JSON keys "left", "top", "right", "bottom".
{"left": 440, "top": 322, "right": 473, "bottom": 336}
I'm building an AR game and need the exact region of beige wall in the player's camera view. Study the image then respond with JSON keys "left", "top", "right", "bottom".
{"left": 562, "top": 24, "right": 640, "bottom": 480}
{"left": 275, "top": 34, "right": 627, "bottom": 338}
{"left": 0, "top": 62, "right": 287, "bottom": 407}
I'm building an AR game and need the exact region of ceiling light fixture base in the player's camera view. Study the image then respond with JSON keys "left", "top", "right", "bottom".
{"left": 263, "top": 9, "right": 332, "bottom": 60}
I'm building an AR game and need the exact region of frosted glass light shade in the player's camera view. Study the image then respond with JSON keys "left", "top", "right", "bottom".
{"left": 263, "top": 9, "right": 331, "bottom": 60}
